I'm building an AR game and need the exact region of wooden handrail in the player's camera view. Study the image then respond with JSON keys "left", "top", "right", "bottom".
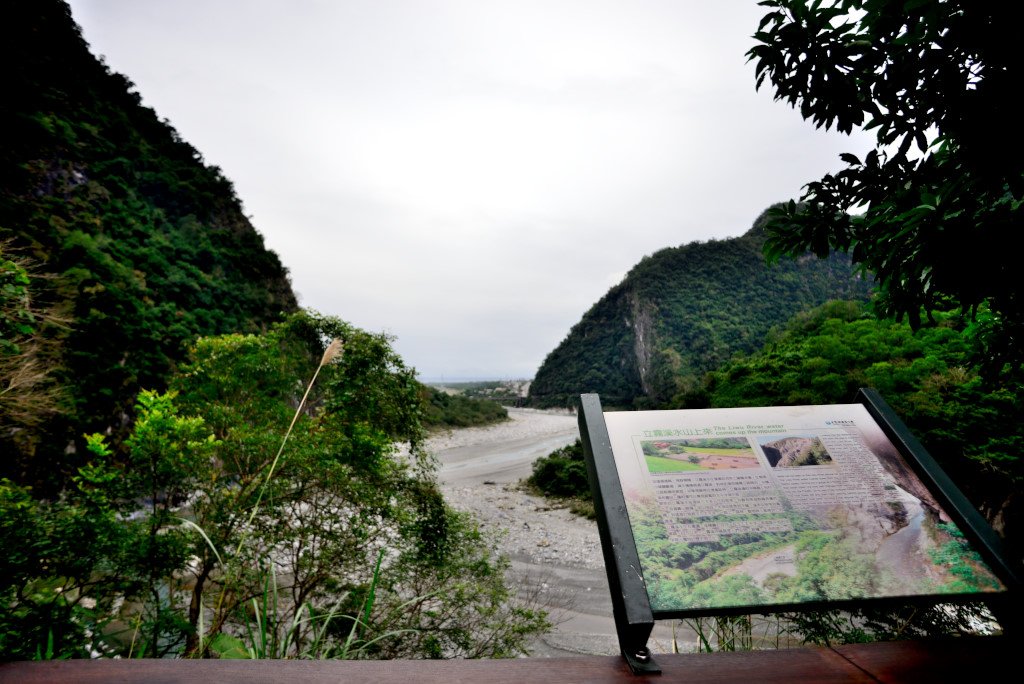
{"left": 0, "top": 637, "right": 1015, "bottom": 683}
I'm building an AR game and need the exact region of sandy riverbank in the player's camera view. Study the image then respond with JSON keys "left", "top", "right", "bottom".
{"left": 424, "top": 407, "right": 579, "bottom": 452}
{"left": 429, "top": 408, "right": 602, "bottom": 570}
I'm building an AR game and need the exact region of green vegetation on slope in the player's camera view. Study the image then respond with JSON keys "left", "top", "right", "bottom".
{"left": 1, "top": 4, "right": 547, "bottom": 662}
{"left": 2, "top": 1, "right": 297, "bottom": 491}
{"left": 418, "top": 384, "right": 508, "bottom": 429}
{"left": 751, "top": 1, "right": 1024, "bottom": 374}
{"left": 528, "top": 207, "right": 873, "bottom": 409}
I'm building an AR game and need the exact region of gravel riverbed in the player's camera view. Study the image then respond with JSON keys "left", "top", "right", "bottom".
{"left": 428, "top": 408, "right": 683, "bottom": 657}
{"left": 429, "top": 408, "right": 602, "bottom": 570}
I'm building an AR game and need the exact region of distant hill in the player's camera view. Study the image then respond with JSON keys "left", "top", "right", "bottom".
{"left": 1, "top": 1, "right": 297, "bottom": 487}
{"left": 528, "top": 208, "right": 873, "bottom": 408}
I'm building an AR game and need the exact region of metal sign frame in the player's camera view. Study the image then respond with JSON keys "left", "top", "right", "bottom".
{"left": 578, "top": 390, "right": 1020, "bottom": 675}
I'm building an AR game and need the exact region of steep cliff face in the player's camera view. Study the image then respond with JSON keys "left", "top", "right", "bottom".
{"left": 529, "top": 282, "right": 645, "bottom": 408}
{"left": 629, "top": 289, "right": 657, "bottom": 397}
{"left": 528, "top": 208, "right": 873, "bottom": 408}
{"left": 1, "top": 1, "right": 298, "bottom": 486}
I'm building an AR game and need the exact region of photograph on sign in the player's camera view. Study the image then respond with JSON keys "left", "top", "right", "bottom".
{"left": 603, "top": 404, "right": 1005, "bottom": 614}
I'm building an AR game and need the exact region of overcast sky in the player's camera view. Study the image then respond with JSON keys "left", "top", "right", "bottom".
{"left": 67, "top": 0, "right": 872, "bottom": 380}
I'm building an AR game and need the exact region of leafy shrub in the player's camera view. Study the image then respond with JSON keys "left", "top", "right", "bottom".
{"left": 525, "top": 439, "right": 592, "bottom": 506}
{"left": 418, "top": 385, "right": 508, "bottom": 428}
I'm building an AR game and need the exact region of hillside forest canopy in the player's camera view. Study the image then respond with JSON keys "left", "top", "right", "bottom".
{"left": 528, "top": 209, "right": 874, "bottom": 410}
{"left": 1, "top": 1, "right": 523, "bottom": 661}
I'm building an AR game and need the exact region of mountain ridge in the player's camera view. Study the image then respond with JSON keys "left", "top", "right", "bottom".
{"left": 528, "top": 207, "right": 873, "bottom": 408}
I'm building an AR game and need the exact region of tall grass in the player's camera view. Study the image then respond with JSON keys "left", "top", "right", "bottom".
{"left": 197, "top": 339, "right": 354, "bottom": 655}
{"left": 201, "top": 549, "right": 419, "bottom": 659}
{"left": 234, "top": 338, "right": 343, "bottom": 557}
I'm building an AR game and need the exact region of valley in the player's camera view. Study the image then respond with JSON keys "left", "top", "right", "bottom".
{"left": 430, "top": 408, "right": 688, "bottom": 657}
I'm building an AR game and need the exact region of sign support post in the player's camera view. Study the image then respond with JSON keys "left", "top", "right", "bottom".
{"left": 578, "top": 393, "right": 660, "bottom": 674}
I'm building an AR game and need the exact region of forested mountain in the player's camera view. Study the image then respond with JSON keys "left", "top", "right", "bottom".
{"left": 1, "top": 1, "right": 297, "bottom": 489}
{"left": 1, "top": 4, "right": 548, "bottom": 660}
{"left": 528, "top": 208, "right": 873, "bottom": 408}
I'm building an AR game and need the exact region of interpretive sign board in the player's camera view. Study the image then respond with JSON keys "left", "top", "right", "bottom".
{"left": 578, "top": 389, "right": 1017, "bottom": 674}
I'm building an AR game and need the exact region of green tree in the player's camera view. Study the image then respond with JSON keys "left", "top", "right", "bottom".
{"left": 526, "top": 439, "right": 589, "bottom": 499}
{"left": 160, "top": 311, "right": 546, "bottom": 658}
{"left": 0, "top": 473, "right": 134, "bottom": 660}
{"left": 749, "top": 1, "right": 1023, "bottom": 371}
{"left": 1, "top": 311, "right": 548, "bottom": 660}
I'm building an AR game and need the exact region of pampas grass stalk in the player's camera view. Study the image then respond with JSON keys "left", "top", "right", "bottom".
{"left": 234, "top": 338, "right": 342, "bottom": 554}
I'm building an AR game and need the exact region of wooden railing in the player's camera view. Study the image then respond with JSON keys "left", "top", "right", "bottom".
{"left": 0, "top": 636, "right": 1014, "bottom": 683}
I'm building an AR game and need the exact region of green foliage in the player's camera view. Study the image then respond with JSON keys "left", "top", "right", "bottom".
{"left": 1, "top": 312, "right": 549, "bottom": 660}
{"left": 525, "top": 439, "right": 589, "bottom": 499}
{"left": 164, "top": 312, "right": 547, "bottom": 658}
{"left": 417, "top": 384, "right": 508, "bottom": 429}
{"left": 523, "top": 439, "right": 595, "bottom": 518}
{"left": 700, "top": 300, "right": 1024, "bottom": 553}
{"left": 0, "top": 473, "right": 138, "bottom": 659}
{"left": 1, "top": 383, "right": 195, "bottom": 660}
{"left": 1, "top": 2, "right": 297, "bottom": 491}
{"left": 528, "top": 208, "right": 872, "bottom": 408}
{"left": 750, "top": 1, "right": 1024, "bottom": 373}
